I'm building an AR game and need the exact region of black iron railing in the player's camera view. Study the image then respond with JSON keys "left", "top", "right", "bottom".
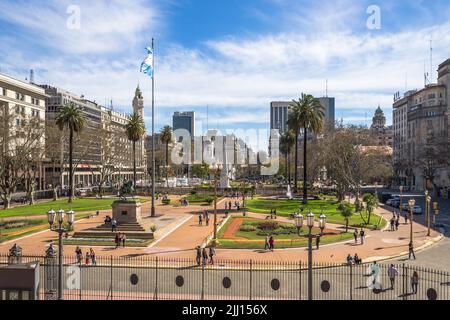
{"left": 1, "top": 254, "right": 449, "bottom": 300}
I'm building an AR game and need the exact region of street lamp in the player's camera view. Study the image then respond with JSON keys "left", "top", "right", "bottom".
{"left": 408, "top": 198, "right": 415, "bottom": 251}
{"left": 425, "top": 191, "right": 431, "bottom": 236}
{"left": 47, "top": 208, "right": 75, "bottom": 300}
{"left": 294, "top": 213, "right": 303, "bottom": 236}
{"left": 297, "top": 210, "right": 327, "bottom": 300}
{"left": 210, "top": 163, "right": 223, "bottom": 246}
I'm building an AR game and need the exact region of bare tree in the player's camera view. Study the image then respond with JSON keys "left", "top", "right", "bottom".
{"left": 0, "top": 103, "right": 44, "bottom": 208}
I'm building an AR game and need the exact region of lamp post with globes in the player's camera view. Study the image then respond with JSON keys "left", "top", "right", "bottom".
{"left": 47, "top": 208, "right": 75, "bottom": 300}
{"left": 408, "top": 199, "right": 415, "bottom": 251}
{"left": 210, "top": 163, "right": 223, "bottom": 245}
{"left": 296, "top": 210, "right": 326, "bottom": 300}
{"left": 425, "top": 191, "right": 431, "bottom": 236}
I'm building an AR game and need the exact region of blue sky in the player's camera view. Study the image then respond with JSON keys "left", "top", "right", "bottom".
{"left": 1, "top": 0, "right": 450, "bottom": 151}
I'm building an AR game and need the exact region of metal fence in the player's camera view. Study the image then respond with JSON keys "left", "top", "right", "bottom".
{"left": 1, "top": 254, "right": 449, "bottom": 300}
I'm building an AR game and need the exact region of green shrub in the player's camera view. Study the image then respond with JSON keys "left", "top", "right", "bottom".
{"left": 257, "top": 221, "right": 279, "bottom": 231}
{"left": 162, "top": 199, "right": 171, "bottom": 205}
{"left": 239, "top": 225, "right": 257, "bottom": 232}
{"left": 205, "top": 197, "right": 214, "bottom": 205}
{"left": 190, "top": 190, "right": 197, "bottom": 195}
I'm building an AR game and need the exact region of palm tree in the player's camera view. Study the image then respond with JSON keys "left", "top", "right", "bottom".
{"left": 125, "top": 113, "right": 146, "bottom": 190}
{"left": 288, "top": 94, "right": 325, "bottom": 203}
{"left": 338, "top": 201, "right": 354, "bottom": 232}
{"left": 55, "top": 103, "right": 86, "bottom": 203}
{"left": 280, "top": 130, "right": 295, "bottom": 187}
{"left": 160, "top": 126, "right": 173, "bottom": 186}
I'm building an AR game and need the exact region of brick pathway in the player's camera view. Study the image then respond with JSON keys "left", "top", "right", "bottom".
{"left": 0, "top": 197, "right": 443, "bottom": 264}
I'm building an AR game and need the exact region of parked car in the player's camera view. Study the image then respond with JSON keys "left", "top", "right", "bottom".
{"left": 386, "top": 199, "right": 393, "bottom": 206}
{"left": 412, "top": 206, "right": 423, "bottom": 214}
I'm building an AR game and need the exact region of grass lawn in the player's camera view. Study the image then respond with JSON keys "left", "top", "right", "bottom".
{"left": 183, "top": 194, "right": 215, "bottom": 204}
{"left": 0, "top": 214, "right": 90, "bottom": 243}
{"left": 0, "top": 197, "right": 150, "bottom": 219}
{"left": 245, "top": 198, "right": 386, "bottom": 230}
{"left": 216, "top": 217, "right": 354, "bottom": 249}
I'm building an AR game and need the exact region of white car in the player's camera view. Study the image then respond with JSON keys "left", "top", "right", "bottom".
{"left": 412, "top": 206, "right": 423, "bottom": 214}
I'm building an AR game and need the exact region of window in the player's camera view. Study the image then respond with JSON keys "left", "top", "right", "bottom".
{"left": 1, "top": 88, "right": 6, "bottom": 96}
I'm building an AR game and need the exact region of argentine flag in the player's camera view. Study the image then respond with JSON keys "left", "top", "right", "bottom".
{"left": 140, "top": 46, "right": 153, "bottom": 78}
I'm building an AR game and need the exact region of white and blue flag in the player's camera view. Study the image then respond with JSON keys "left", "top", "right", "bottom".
{"left": 140, "top": 46, "right": 153, "bottom": 78}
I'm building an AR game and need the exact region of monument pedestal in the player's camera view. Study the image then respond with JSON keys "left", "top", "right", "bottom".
{"left": 112, "top": 201, "right": 142, "bottom": 224}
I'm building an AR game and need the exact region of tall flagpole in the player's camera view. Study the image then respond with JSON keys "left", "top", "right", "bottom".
{"left": 151, "top": 38, "right": 156, "bottom": 217}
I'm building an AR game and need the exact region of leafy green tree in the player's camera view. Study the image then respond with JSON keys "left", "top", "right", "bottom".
{"left": 280, "top": 130, "right": 295, "bottom": 186}
{"left": 338, "top": 201, "right": 353, "bottom": 232}
{"left": 125, "top": 113, "right": 146, "bottom": 189}
{"left": 362, "top": 193, "right": 379, "bottom": 224}
{"left": 55, "top": 103, "right": 86, "bottom": 203}
{"left": 288, "top": 94, "right": 325, "bottom": 203}
{"left": 160, "top": 125, "right": 173, "bottom": 184}
{"left": 192, "top": 163, "right": 209, "bottom": 179}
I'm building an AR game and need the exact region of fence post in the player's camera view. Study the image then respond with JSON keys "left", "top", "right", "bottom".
{"left": 155, "top": 257, "right": 159, "bottom": 300}
{"left": 299, "top": 261, "right": 302, "bottom": 301}
{"left": 249, "top": 260, "right": 253, "bottom": 300}
{"left": 349, "top": 263, "right": 353, "bottom": 301}
{"left": 201, "top": 262, "right": 205, "bottom": 300}
{"left": 109, "top": 256, "right": 113, "bottom": 300}
{"left": 402, "top": 263, "right": 406, "bottom": 301}
{"left": 79, "top": 263, "right": 82, "bottom": 301}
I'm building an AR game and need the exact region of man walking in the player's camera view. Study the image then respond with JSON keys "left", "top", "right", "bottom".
{"left": 264, "top": 236, "right": 270, "bottom": 251}
{"left": 198, "top": 213, "right": 203, "bottom": 226}
{"left": 195, "top": 246, "right": 202, "bottom": 266}
{"left": 316, "top": 235, "right": 321, "bottom": 250}
{"left": 353, "top": 229, "right": 358, "bottom": 244}
{"left": 387, "top": 264, "right": 399, "bottom": 290}
{"left": 209, "top": 246, "right": 216, "bottom": 265}
{"left": 360, "top": 229, "right": 365, "bottom": 245}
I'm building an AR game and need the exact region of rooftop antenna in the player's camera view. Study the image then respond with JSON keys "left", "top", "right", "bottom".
{"left": 430, "top": 39, "right": 433, "bottom": 84}
{"left": 29, "top": 69, "right": 35, "bottom": 84}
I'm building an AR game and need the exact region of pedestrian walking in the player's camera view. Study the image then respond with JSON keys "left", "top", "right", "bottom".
{"left": 316, "top": 235, "right": 321, "bottom": 250}
{"left": 229, "top": 201, "right": 232, "bottom": 211}
{"left": 264, "top": 236, "right": 270, "bottom": 251}
{"left": 205, "top": 215, "right": 210, "bottom": 226}
{"left": 122, "top": 234, "right": 127, "bottom": 248}
{"left": 360, "top": 229, "right": 365, "bottom": 245}
{"left": 411, "top": 271, "right": 419, "bottom": 294}
{"left": 395, "top": 218, "right": 400, "bottom": 231}
{"left": 90, "top": 248, "right": 97, "bottom": 266}
{"left": 353, "top": 229, "right": 358, "bottom": 244}
{"left": 209, "top": 246, "right": 216, "bottom": 265}
{"left": 404, "top": 212, "right": 408, "bottom": 224}
{"left": 224, "top": 202, "right": 228, "bottom": 211}
{"left": 198, "top": 213, "right": 203, "bottom": 226}
{"left": 202, "top": 247, "right": 208, "bottom": 265}
{"left": 370, "top": 261, "right": 380, "bottom": 286}
{"left": 269, "top": 236, "right": 275, "bottom": 251}
{"left": 195, "top": 246, "right": 202, "bottom": 266}
{"left": 387, "top": 264, "right": 399, "bottom": 290}
{"left": 390, "top": 218, "right": 395, "bottom": 231}
{"left": 408, "top": 242, "right": 416, "bottom": 260}
{"left": 115, "top": 233, "right": 120, "bottom": 249}
{"left": 75, "top": 246, "right": 83, "bottom": 264}
{"left": 111, "top": 218, "right": 118, "bottom": 233}
{"left": 85, "top": 251, "right": 91, "bottom": 265}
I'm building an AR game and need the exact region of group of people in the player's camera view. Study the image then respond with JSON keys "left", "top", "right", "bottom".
{"left": 389, "top": 211, "right": 402, "bottom": 232}
{"left": 386, "top": 264, "right": 419, "bottom": 294}
{"left": 114, "top": 233, "right": 127, "bottom": 249}
{"left": 346, "top": 253, "right": 362, "bottom": 265}
{"left": 198, "top": 211, "right": 210, "bottom": 226}
{"left": 353, "top": 229, "right": 366, "bottom": 245}
{"left": 224, "top": 201, "right": 241, "bottom": 211}
{"left": 264, "top": 236, "right": 275, "bottom": 251}
{"left": 180, "top": 198, "right": 189, "bottom": 206}
{"left": 196, "top": 246, "right": 216, "bottom": 266}
{"left": 267, "top": 209, "right": 277, "bottom": 220}
{"left": 104, "top": 216, "right": 118, "bottom": 233}
{"left": 75, "top": 246, "right": 97, "bottom": 266}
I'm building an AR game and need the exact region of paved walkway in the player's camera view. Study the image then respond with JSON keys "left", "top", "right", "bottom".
{"left": 0, "top": 197, "right": 443, "bottom": 266}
